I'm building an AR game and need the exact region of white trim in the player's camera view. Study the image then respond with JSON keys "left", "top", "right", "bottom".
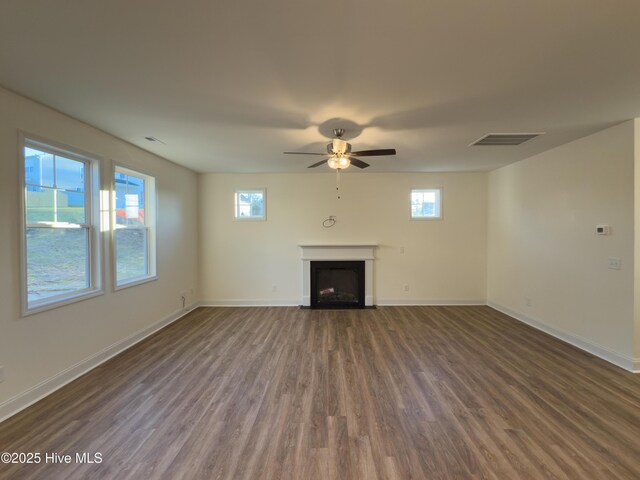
{"left": 234, "top": 188, "right": 266, "bottom": 221}
{"left": 0, "top": 303, "right": 198, "bottom": 424}
{"left": 20, "top": 289, "right": 105, "bottom": 317}
{"left": 19, "top": 132, "right": 104, "bottom": 316}
{"left": 198, "top": 299, "right": 487, "bottom": 307}
{"left": 377, "top": 298, "right": 486, "bottom": 306}
{"left": 199, "top": 299, "right": 299, "bottom": 307}
{"left": 410, "top": 187, "right": 443, "bottom": 220}
{"left": 299, "top": 244, "right": 377, "bottom": 307}
{"left": 112, "top": 164, "right": 158, "bottom": 289}
{"left": 114, "top": 275, "right": 158, "bottom": 291}
{"left": 487, "top": 301, "right": 639, "bottom": 373}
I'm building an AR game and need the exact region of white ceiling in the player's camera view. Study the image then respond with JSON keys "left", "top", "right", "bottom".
{"left": 1, "top": 0, "right": 640, "bottom": 173}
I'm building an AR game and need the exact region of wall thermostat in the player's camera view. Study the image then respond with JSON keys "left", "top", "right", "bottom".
{"left": 596, "top": 225, "right": 610, "bottom": 235}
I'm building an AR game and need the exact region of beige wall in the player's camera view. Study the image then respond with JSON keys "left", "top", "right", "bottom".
{"left": 487, "top": 121, "right": 636, "bottom": 369}
{"left": 635, "top": 118, "right": 640, "bottom": 360}
{"left": 199, "top": 172, "right": 487, "bottom": 305}
{"left": 1, "top": 85, "right": 637, "bottom": 422}
{"left": 0, "top": 87, "right": 199, "bottom": 417}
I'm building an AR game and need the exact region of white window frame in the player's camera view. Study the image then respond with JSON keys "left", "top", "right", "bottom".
{"left": 19, "top": 133, "right": 103, "bottom": 316}
{"left": 234, "top": 188, "right": 266, "bottom": 221}
{"left": 410, "top": 187, "right": 443, "bottom": 220}
{"left": 112, "top": 164, "right": 158, "bottom": 290}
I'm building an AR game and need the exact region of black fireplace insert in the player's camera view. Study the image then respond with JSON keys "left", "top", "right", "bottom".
{"left": 310, "top": 260, "right": 365, "bottom": 309}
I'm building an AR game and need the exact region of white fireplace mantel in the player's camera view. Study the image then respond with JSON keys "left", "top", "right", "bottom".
{"left": 299, "top": 244, "right": 377, "bottom": 307}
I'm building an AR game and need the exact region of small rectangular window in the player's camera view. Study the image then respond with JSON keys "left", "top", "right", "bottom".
{"left": 21, "top": 137, "right": 102, "bottom": 314}
{"left": 114, "top": 166, "right": 157, "bottom": 288}
{"left": 411, "top": 188, "right": 442, "bottom": 219}
{"left": 234, "top": 189, "right": 266, "bottom": 220}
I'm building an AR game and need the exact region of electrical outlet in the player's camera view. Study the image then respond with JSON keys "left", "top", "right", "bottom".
{"left": 0, "top": 366, "right": 5, "bottom": 383}
{"left": 399, "top": 246, "right": 405, "bottom": 254}
{"left": 525, "top": 298, "right": 532, "bottom": 307}
{"left": 272, "top": 285, "right": 278, "bottom": 292}
{"left": 608, "top": 257, "right": 621, "bottom": 270}
{"left": 403, "top": 284, "right": 410, "bottom": 292}
{"left": 180, "top": 291, "right": 187, "bottom": 308}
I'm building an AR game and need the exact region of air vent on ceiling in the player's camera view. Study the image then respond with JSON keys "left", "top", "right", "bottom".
{"left": 471, "top": 133, "right": 544, "bottom": 146}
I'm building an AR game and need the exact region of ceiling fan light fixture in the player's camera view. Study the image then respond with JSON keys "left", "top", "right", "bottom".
{"left": 332, "top": 138, "right": 349, "bottom": 154}
{"left": 328, "top": 156, "right": 350, "bottom": 169}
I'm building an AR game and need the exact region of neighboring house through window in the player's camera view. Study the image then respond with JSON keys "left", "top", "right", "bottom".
{"left": 21, "top": 136, "right": 102, "bottom": 314}
{"left": 114, "top": 166, "right": 157, "bottom": 288}
{"left": 234, "top": 189, "right": 266, "bottom": 220}
{"left": 411, "top": 188, "right": 442, "bottom": 219}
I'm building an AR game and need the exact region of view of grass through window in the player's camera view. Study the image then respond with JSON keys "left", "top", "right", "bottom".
{"left": 115, "top": 169, "right": 151, "bottom": 285}
{"left": 24, "top": 146, "right": 90, "bottom": 303}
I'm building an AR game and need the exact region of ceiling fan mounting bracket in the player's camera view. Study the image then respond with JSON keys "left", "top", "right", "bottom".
{"left": 333, "top": 128, "right": 345, "bottom": 138}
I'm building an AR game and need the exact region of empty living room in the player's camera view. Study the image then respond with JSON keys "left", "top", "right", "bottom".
{"left": 1, "top": 1, "right": 640, "bottom": 479}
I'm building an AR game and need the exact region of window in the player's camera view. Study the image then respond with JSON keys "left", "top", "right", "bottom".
{"left": 21, "top": 137, "right": 102, "bottom": 314}
{"left": 114, "top": 166, "right": 157, "bottom": 288}
{"left": 234, "top": 189, "right": 266, "bottom": 220}
{"left": 411, "top": 188, "right": 442, "bottom": 219}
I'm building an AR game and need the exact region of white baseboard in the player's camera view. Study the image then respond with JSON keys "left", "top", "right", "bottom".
{"left": 199, "top": 299, "right": 299, "bottom": 307}
{"left": 0, "top": 302, "right": 199, "bottom": 424}
{"left": 487, "top": 301, "right": 639, "bottom": 373}
{"left": 199, "top": 299, "right": 486, "bottom": 307}
{"left": 377, "top": 299, "right": 486, "bottom": 306}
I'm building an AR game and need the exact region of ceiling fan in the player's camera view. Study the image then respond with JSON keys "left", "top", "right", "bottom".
{"left": 284, "top": 128, "right": 397, "bottom": 169}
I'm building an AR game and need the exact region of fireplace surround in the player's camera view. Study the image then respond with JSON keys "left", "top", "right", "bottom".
{"left": 299, "top": 245, "right": 376, "bottom": 308}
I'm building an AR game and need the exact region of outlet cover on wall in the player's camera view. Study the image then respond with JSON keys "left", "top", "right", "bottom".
{"left": 0, "top": 366, "right": 5, "bottom": 383}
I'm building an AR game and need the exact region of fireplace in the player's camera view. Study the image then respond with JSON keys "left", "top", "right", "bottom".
{"left": 310, "top": 261, "right": 365, "bottom": 309}
{"left": 299, "top": 245, "right": 376, "bottom": 308}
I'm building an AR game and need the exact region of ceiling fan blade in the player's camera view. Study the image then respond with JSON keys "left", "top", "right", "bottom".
{"left": 308, "top": 159, "right": 329, "bottom": 168}
{"left": 349, "top": 158, "right": 370, "bottom": 169}
{"left": 350, "top": 148, "right": 397, "bottom": 157}
{"left": 284, "top": 151, "right": 327, "bottom": 155}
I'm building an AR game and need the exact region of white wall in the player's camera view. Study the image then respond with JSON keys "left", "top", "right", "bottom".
{"left": 487, "top": 121, "right": 637, "bottom": 370}
{"left": 199, "top": 172, "right": 487, "bottom": 305}
{"left": 0, "top": 87, "right": 199, "bottom": 418}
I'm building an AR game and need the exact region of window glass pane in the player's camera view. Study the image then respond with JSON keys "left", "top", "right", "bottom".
{"left": 238, "top": 204, "right": 251, "bottom": 217}
{"left": 116, "top": 228, "right": 148, "bottom": 282}
{"left": 250, "top": 193, "right": 264, "bottom": 217}
{"left": 235, "top": 190, "right": 265, "bottom": 219}
{"left": 26, "top": 227, "right": 89, "bottom": 302}
{"left": 24, "top": 148, "right": 54, "bottom": 187}
{"left": 411, "top": 189, "right": 440, "bottom": 218}
{"left": 26, "top": 187, "right": 55, "bottom": 223}
{"left": 56, "top": 190, "right": 86, "bottom": 223}
{"left": 55, "top": 156, "right": 85, "bottom": 192}
{"left": 115, "top": 174, "right": 146, "bottom": 226}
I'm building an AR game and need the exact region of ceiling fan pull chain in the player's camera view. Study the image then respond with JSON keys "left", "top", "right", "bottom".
{"left": 336, "top": 168, "right": 341, "bottom": 199}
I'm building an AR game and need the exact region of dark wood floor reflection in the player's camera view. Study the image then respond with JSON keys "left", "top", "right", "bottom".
{"left": 1, "top": 306, "right": 639, "bottom": 479}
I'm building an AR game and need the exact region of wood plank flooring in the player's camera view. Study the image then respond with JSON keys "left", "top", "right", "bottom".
{"left": 1, "top": 306, "right": 639, "bottom": 479}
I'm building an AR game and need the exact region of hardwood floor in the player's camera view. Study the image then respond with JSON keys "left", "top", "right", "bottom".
{"left": 1, "top": 306, "right": 639, "bottom": 479}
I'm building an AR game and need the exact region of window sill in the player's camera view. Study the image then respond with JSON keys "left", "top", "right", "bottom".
{"left": 115, "top": 275, "right": 158, "bottom": 291}
{"left": 23, "top": 288, "right": 104, "bottom": 317}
